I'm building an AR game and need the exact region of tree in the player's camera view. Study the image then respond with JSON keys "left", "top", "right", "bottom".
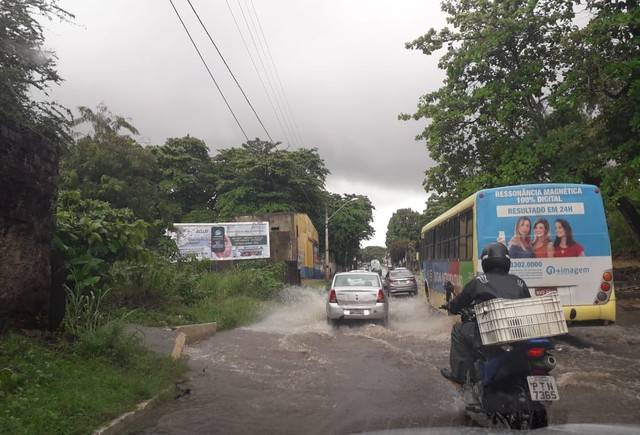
{"left": 403, "top": 0, "right": 640, "bottom": 254}
{"left": 557, "top": 0, "right": 640, "bottom": 249}
{"left": 152, "top": 136, "right": 217, "bottom": 223}
{"left": 385, "top": 208, "right": 424, "bottom": 248}
{"left": 327, "top": 194, "right": 375, "bottom": 268}
{"left": 388, "top": 240, "right": 410, "bottom": 266}
{"left": 360, "top": 246, "right": 386, "bottom": 264}
{"left": 0, "top": 0, "right": 72, "bottom": 140}
{"left": 403, "top": 0, "right": 578, "bottom": 202}
{"left": 212, "top": 139, "right": 329, "bottom": 225}
{"left": 423, "top": 194, "right": 454, "bottom": 224}
{"left": 61, "top": 104, "right": 163, "bottom": 223}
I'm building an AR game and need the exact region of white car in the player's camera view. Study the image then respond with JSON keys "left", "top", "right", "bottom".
{"left": 326, "top": 271, "right": 389, "bottom": 327}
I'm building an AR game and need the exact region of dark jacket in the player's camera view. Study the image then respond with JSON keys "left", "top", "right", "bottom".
{"left": 448, "top": 272, "right": 530, "bottom": 315}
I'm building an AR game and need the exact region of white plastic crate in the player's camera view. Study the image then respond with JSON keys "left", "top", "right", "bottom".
{"left": 475, "top": 294, "right": 568, "bottom": 345}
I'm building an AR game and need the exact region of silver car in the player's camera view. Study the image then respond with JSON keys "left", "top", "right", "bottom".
{"left": 326, "top": 272, "right": 389, "bottom": 326}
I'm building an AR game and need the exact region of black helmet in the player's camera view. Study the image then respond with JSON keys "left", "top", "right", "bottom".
{"left": 481, "top": 242, "right": 511, "bottom": 274}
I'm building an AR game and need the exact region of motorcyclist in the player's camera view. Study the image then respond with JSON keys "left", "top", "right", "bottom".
{"left": 440, "top": 242, "right": 530, "bottom": 384}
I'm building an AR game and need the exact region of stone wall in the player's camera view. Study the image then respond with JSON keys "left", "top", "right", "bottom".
{"left": 0, "top": 124, "right": 59, "bottom": 328}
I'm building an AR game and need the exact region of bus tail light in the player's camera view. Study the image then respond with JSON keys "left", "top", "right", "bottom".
{"left": 602, "top": 271, "right": 613, "bottom": 282}
{"left": 600, "top": 282, "right": 611, "bottom": 292}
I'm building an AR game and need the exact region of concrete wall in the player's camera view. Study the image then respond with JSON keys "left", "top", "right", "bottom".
{"left": 0, "top": 124, "right": 59, "bottom": 328}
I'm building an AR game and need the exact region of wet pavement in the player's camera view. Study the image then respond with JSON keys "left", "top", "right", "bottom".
{"left": 129, "top": 288, "right": 640, "bottom": 434}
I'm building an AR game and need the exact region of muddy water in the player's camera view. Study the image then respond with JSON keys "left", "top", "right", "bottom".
{"left": 132, "top": 289, "right": 640, "bottom": 434}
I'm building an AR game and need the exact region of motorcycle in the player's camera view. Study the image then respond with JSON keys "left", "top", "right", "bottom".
{"left": 445, "top": 306, "right": 559, "bottom": 430}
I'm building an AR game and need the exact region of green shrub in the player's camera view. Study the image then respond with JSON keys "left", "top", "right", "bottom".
{"left": 185, "top": 296, "right": 263, "bottom": 329}
{"left": 54, "top": 190, "right": 148, "bottom": 282}
{"left": 75, "top": 322, "right": 141, "bottom": 368}
{"left": 108, "top": 256, "right": 208, "bottom": 308}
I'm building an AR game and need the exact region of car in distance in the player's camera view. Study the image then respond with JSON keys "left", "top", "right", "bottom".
{"left": 326, "top": 272, "right": 388, "bottom": 327}
{"left": 385, "top": 268, "right": 418, "bottom": 296}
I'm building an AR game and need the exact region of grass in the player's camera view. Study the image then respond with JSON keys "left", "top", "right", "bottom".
{"left": 0, "top": 327, "right": 185, "bottom": 435}
{"left": 117, "top": 296, "right": 266, "bottom": 331}
{"left": 0, "top": 260, "right": 286, "bottom": 434}
{"left": 108, "top": 259, "right": 287, "bottom": 331}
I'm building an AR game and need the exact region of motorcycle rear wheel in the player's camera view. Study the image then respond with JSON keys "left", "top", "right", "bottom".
{"left": 493, "top": 405, "right": 547, "bottom": 430}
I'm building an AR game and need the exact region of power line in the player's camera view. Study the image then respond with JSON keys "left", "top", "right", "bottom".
{"left": 248, "top": 0, "right": 305, "bottom": 146}
{"left": 185, "top": 0, "right": 273, "bottom": 142}
{"left": 236, "top": 0, "right": 298, "bottom": 146}
{"left": 224, "top": 0, "right": 291, "bottom": 145}
{"left": 242, "top": 0, "right": 298, "bottom": 146}
{"left": 168, "top": 0, "right": 249, "bottom": 141}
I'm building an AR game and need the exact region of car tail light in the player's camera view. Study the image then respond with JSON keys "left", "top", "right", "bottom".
{"left": 602, "top": 272, "right": 613, "bottom": 282}
{"left": 328, "top": 289, "right": 337, "bottom": 303}
{"left": 527, "top": 348, "right": 545, "bottom": 359}
{"left": 600, "top": 282, "right": 611, "bottom": 292}
{"left": 376, "top": 289, "right": 385, "bottom": 303}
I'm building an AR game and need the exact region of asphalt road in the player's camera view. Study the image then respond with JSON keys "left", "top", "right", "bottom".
{"left": 130, "top": 288, "right": 640, "bottom": 434}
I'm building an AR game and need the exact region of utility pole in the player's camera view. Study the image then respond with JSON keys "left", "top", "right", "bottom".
{"left": 324, "top": 197, "right": 357, "bottom": 280}
{"left": 325, "top": 207, "right": 330, "bottom": 280}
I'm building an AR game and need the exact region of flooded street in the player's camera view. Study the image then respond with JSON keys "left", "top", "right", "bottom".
{"left": 131, "top": 288, "right": 640, "bottom": 434}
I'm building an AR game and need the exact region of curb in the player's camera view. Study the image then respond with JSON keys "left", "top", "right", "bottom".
{"left": 93, "top": 322, "right": 217, "bottom": 434}
{"left": 93, "top": 385, "right": 174, "bottom": 435}
{"left": 174, "top": 321, "right": 218, "bottom": 345}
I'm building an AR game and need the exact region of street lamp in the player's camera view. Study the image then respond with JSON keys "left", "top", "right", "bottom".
{"left": 325, "top": 197, "right": 357, "bottom": 279}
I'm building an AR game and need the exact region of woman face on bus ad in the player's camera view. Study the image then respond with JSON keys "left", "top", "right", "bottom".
{"left": 553, "top": 218, "right": 585, "bottom": 257}
{"left": 516, "top": 217, "right": 531, "bottom": 240}
{"left": 534, "top": 220, "right": 549, "bottom": 241}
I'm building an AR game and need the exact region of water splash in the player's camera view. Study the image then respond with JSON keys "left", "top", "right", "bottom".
{"left": 243, "top": 286, "right": 331, "bottom": 335}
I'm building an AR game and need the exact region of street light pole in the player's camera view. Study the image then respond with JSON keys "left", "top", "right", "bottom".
{"left": 325, "top": 206, "right": 330, "bottom": 279}
{"left": 324, "top": 197, "right": 357, "bottom": 280}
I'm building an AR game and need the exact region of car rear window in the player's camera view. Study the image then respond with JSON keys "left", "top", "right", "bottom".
{"left": 334, "top": 274, "right": 380, "bottom": 287}
{"left": 389, "top": 270, "right": 413, "bottom": 278}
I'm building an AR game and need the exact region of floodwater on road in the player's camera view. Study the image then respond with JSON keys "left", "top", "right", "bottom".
{"left": 131, "top": 288, "right": 640, "bottom": 434}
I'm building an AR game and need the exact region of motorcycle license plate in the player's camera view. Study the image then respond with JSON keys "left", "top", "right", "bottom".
{"left": 527, "top": 376, "right": 559, "bottom": 401}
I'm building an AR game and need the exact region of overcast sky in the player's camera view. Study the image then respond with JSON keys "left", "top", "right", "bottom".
{"left": 43, "top": 0, "right": 447, "bottom": 246}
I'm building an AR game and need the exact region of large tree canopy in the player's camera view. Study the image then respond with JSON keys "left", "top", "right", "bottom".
{"left": 385, "top": 208, "right": 424, "bottom": 248}
{"left": 327, "top": 194, "right": 375, "bottom": 268}
{"left": 403, "top": 0, "right": 640, "bottom": 254}
{"left": 0, "top": 0, "right": 72, "bottom": 138}
{"left": 151, "top": 135, "right": 217, "bottom": 223}
{"left": 61, "top": 104, "right": 161, "bottom": 223}
{"left": 213, "top": 139, "right": 329, "bottom": 221}
{"left": 359, "top": 246, "right": 386, "bottom": 264}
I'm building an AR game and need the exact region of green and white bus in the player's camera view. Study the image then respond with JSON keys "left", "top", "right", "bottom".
{"left": 420, "top": 183, "right": 616, "bottom": 323}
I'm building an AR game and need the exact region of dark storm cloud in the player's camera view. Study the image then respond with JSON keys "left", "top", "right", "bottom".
{"left": 43, "top": 0, "right": 445, "bottom": 243}
{"left": 45, "top": 0, "right": 443, "bottom": 186}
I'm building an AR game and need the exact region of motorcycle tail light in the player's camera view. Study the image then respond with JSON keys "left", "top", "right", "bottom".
{"left": 527, "top": 348, "right": 545, "bottom": 359}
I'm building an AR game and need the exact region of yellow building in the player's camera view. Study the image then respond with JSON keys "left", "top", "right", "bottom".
{"left": 234, "top": 212, "right": 322, "bottom": 279}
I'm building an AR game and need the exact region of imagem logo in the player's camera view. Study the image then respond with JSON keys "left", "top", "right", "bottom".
{"left": 545, "top": 265, "right": 590, "bottom": 276}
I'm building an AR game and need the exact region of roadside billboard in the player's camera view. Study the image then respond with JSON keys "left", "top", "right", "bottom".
{"left": 475, "top": 184, "right": 612, "bottom": 304}
{"left": 174, "top": 222, "right": 270, "bottom": 261}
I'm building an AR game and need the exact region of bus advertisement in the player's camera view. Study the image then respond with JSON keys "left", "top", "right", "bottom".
{"left": 421, "top": 183, "right": 615, "bottom": 322}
